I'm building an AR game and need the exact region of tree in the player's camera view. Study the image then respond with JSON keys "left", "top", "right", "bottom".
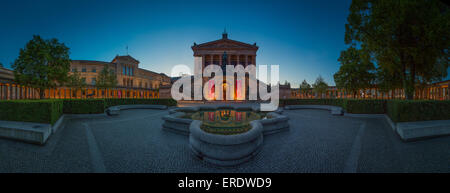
{"left": 345, "top": 0, "right": 449, "bottom": 99}
{"left": 299, "top": 79, "right": 311, "bottom": 97}
{"left": 96, "top": 65, "right": 117, "bottom": 98}
{"left": 12, "top": 35, "right": 71, "bottom": 99}
{"left": 334, "top": 47, "right": 376, "bottom": 98}
{"left": 0, "top": 62, "right": 3, "bottom": 67}
{"left": 312, "top": 75, "right": 328, "bottom": 98}
{"left": 283, "top": 80, "right": 291, "bottom": 87}
{"left": 66, "top": 71, "right": 86, "bottom": 98}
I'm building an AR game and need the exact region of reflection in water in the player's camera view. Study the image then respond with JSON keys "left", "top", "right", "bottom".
{"left": 189, "top": 109, "right": 263, "bottom": 135}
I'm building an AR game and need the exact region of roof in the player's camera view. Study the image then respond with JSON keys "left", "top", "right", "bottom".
{"left": 192, "top": 33, "right": 258, "bottom": 50}
{"left": 112, "top": 55, "right": 140, "bottom": 64}
{"left": 71, "top": 60, "right": 112, "bottom": 65}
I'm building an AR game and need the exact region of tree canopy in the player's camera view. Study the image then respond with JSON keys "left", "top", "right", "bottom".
{"left": 12, "top": 35, "right": 71, "bottom": 98}
{"left": 334, "top": 47, "right": 376, "bottom": 97}
{"left": 344, "top": 0, "right": 449, "bottom": 99}
{"left": 96, "top": 65, "right": 117, "bottom": 89}
{"left": 312, "top": 75, "right": 328, "bottom": 98}
{"left": 299, "top": 79, "right": 311, "bottom": 95}
{"left": 66, "top": 71, "right": 86, "bottom": 91}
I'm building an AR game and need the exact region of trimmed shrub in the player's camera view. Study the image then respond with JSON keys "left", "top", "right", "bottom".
{"left": 387, "top": 100, "right": 450, "bottom": 122}
{"left": 62, "top": 99, "right": 105, "bottom": 114}
{"left": 0, "top": 100, "right": 63, "bottom": 125}
{"left": 280, "top": 99, "right": 345, "bottom": 107}
{"left": 104, "top": 98, "right": 177, "bottom": 108}
{"left": 345, "top": 99, "right": 386, "bottom": 114}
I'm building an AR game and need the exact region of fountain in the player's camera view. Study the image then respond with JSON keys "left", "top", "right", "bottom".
{"left": 162, "top": 105, "right": 289, "bottom": 166}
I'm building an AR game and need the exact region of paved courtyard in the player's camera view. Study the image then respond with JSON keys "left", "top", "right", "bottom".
{"left": 0, "top": 108, "right": 449, "bottom": 173}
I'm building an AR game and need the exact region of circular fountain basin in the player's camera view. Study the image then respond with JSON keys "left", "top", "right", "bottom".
{"left": 189, "top": 120, "right": 263, "bottom": 166}
{"left": 161, "top": 105, "right": 289, "bottom": 166}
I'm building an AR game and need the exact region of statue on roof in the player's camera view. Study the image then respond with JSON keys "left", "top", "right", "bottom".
{"left": 222, "top": 28, "right": 228, "bottom": 39}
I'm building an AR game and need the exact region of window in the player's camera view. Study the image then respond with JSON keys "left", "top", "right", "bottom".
{"left": 123, "top": 66, "right": 126, "bottom": 75}
{"left": 72, "top": 68, "right": 77, "bottom": 72}
{"left": 82, "top": 68, "right": 86, "bottom": 72}
{"left": 92, "top": 78, "right": 96, "bottom": 85}
{"left": 92, "top": 68, "right": 96, "bottom": 73}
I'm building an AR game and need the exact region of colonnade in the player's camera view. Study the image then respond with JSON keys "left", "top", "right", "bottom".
{"left": 0, "top": 83, "right": 160, "bottom": 100}
{"left": 291, "top": 85, "right": 450, "bottom": 100}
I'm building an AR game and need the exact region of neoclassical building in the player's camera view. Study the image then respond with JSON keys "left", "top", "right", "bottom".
{"left": 191, "top": 31, "right": 259, "bottom": 100}
{"left": 0, "top": 55, "right": 171, "bottom": 99}
{"left": 192, "top": 32, "right": 258, "bottom": 69}
{"left": 66, "top": 55, "right": 171, "bottom": 98}
{"left": 71, "top": 55, "right": 170, "bottom": 90}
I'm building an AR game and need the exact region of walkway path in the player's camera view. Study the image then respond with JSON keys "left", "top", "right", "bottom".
{"left": 1, "top": 109, "right": 448, "bottom": 172}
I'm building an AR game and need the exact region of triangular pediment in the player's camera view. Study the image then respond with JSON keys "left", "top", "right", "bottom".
{"left": 193, "top": 39, "right": 258, "bottom": 50}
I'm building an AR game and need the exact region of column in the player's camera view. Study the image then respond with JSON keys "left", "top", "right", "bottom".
{"left": 200, "top": 55, "right": 205, "bottom": 69}
{"left": 210, "top": 54, "right": 214, "bottom": 66}
{"left": 237, "top": 55, "right": 240, "bottom": 66}
{"left": 448, "top": 83, "right": 450, "bottom": 100}
{"left": 12, "top": 84, "right": 16, "bottom": 99}
{"left": 0, "top": 83, "right": 3, "bottom": 100}
{"left": 245, "top": 55, "right": 248, "bottom": 67}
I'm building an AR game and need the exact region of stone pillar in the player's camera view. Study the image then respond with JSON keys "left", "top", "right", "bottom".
{"left": 246, "top": 55, "right": 249, "bottom": 67}
{"left": 201, "top": 55, "right": 205, "bottom": 69}
{"left": 12, "top": 84, "right": 16, "bottom": 99}
{"left": 448, "top": 84, "right": 450, "bottom": 100}
{"left": 6, "top": 84, "right": 10, "bottom": 100}
{"left": 237, "top": 55, "right": 240, "bottom": 66}
{"left": 219, "top": 55, "right": 222, "bottom": 66}
{"left": 0, "top": 84, "right": 3, "bottom": 100}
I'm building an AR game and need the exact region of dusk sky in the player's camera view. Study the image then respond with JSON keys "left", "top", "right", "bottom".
{"left": 0, "top": 0, "right": 355, "bottom": 87}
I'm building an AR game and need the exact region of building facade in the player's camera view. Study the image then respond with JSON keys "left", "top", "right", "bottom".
{"left": 0, "top": 55, "right": 171, "bottom": 99}
{"left": 71, "top": 55, "right": 170, "bottom": 90}
{"left": 290, "top": 80, "right": 450, "bottom": 100}
{"left": 191, "top": 31, "right": 259, "bottom": 101}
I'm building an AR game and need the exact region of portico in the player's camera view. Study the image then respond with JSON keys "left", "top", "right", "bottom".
{"left": 191, "top": 31, "right": 258, "bottom": 101}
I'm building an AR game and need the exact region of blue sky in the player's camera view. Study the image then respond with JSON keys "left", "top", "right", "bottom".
{"left": 1, "top": 0, "right": 355, "bottom": 87}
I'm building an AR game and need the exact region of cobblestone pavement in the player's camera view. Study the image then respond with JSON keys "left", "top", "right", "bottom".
{"left": 1, "top": 109, "right": 449, "bottom": 173}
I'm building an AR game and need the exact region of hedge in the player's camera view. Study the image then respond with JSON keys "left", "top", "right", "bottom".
{"left": 280, "top": 99, "right": 345, "bottom": 107}
{"left": 281, "top": 99, "right": 450, "bottom": 122}
{"left": 344, "top": 99, "right": 386, "bottom": 114}
{"left": 387, "top": 100, "right": 450, "bottom": 122}
{"left": 104, "top": 98, "right": 177, "bottom": 108}
{"left": 0, "top": 100, "right": 63, "bottom": 125}
{"left": 0, "top": 98, "right": 177, "bottom": 124}
{"left": 63, "top": 99, "right": 105, "bottom": 114}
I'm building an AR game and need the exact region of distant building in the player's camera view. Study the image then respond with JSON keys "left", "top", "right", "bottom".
{"left": 0, "top": 65, "right": 14, "bottom": 83}
{"left": 0, "top": 55, "right": 171, "bottom": 99}
{"left": 71, "top": 55, "right": 170, "bottom": 90}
